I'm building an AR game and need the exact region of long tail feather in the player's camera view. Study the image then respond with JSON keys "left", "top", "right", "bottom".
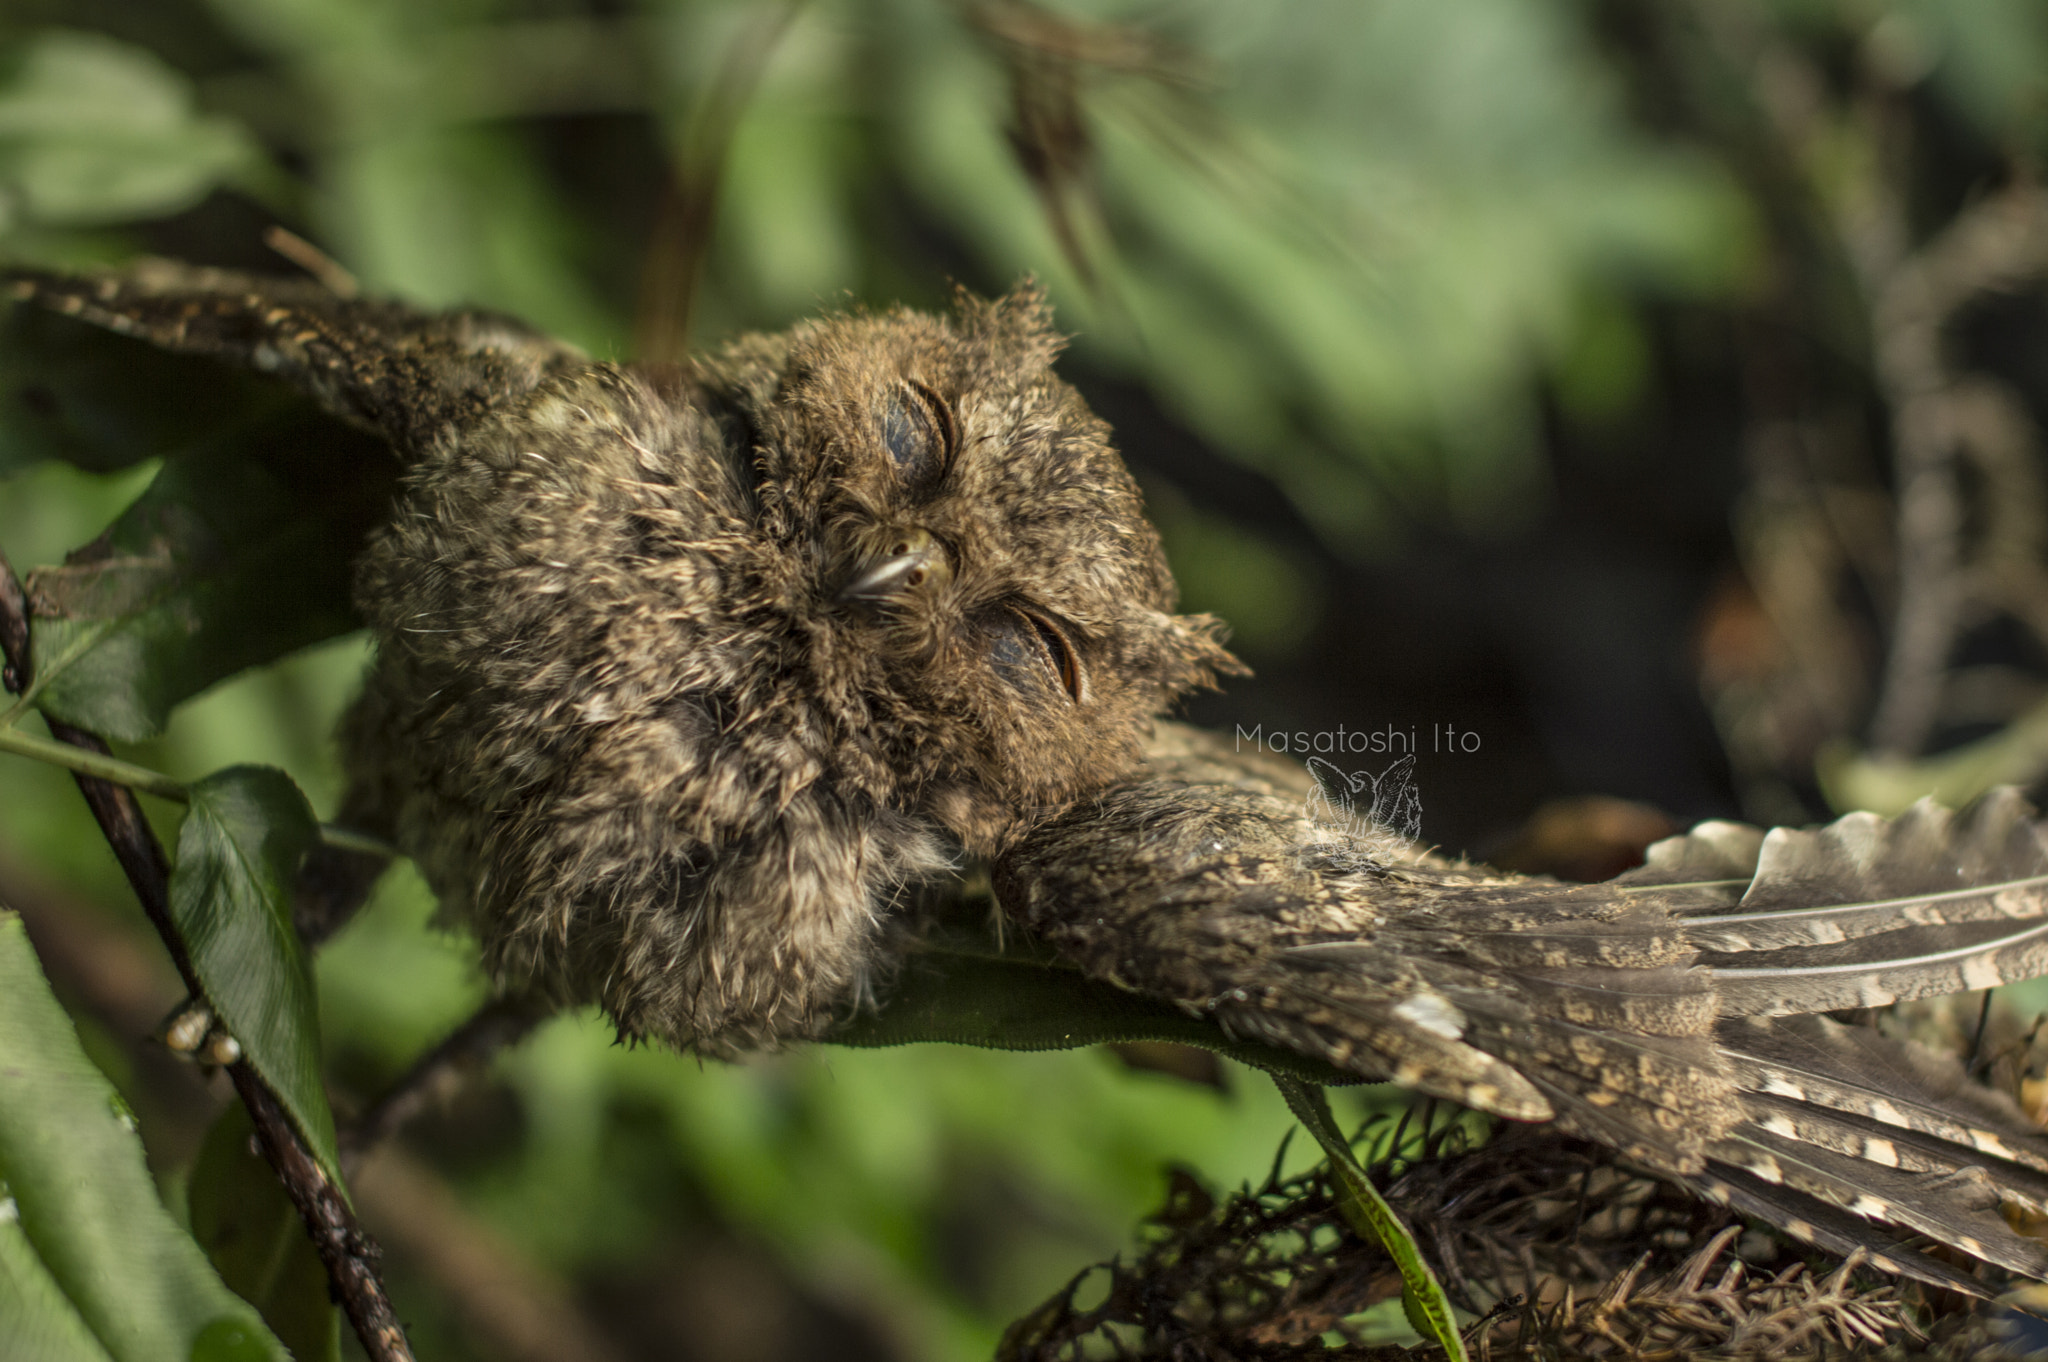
{"left": 1715, "top": 1014, "right": 2048, "bottom": 1173}
{"left": 999, "top": 723, "right": 2048, "bottom": 1283}
{"left": 1736, "top": 1090, "right": 2048, "bottom": 1210}
{"left": 1691, "top": 1165, "right": 1993, "bottom": 1294}
{"left": 1708, "top": 1124, "right": 2048, "bottom": 1277}
{"left": 1708, "top": 916, "right": 2048, "bottom": 1015}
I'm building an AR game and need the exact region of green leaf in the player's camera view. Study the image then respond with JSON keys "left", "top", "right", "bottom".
{"left": 0, "top": 30, "right": 257, "bottom": 228}
{"left": 25, "top": 406, "right": 395, "bottom": 741}
{"left": 827, "top": 940, "right": 1361, "bottom": 1086}
{"left": 0, "top": 307, "right": 282, "bottom": 477}
{"left": 0, "top": 910, "right": 288, "bottom": 1362}
{"left": 170, "top": 766, "right": 342, "bottom": 1185}
{"left": 188, "top": 1104, "right": 341, "bottom": 1362}
{"left": 1271, "top": 1074, "right": 1468, "bottom": 1361}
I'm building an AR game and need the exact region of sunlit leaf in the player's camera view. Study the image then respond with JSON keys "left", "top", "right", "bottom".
{"left": 188, "top": 1104, "right": 341, "bottom": 1362}
{"left": 333, "top": 125, "right": 618, "bottom": 352}
{"left": 1272, "top": 1074, "right": 1468, "bottom": 1361}
{"left": 0, "top": 910, "right": 288, "bottom": 1362}
{"left": 26, "top": 407, "right": 394, "bottom": 742}
{"left": 0, "top": 30, "right": 257, "bottom": 229}
{"left": 889, "top": 0, "right": 1747, "bottom": 535}
{"left": 170, "top": 766, "right": 342, "bottom": 1184}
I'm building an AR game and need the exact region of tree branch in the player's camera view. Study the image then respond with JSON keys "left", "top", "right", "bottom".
{"left": 343, "top": 992, "right": 549, "bottom": 1169}
{"left": 0, "top": 547, "right": 415, "bottom": 1362}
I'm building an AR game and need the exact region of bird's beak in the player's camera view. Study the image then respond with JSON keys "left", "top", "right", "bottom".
{"left": 837, "top": 529, "right": 942, "bottom": 606}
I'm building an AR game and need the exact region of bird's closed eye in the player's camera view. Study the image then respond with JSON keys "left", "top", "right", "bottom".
{"left": 882, "top": 379, "right": 956, "bottom": 492}
{"left": 991, "top": 606, "right": 1085, "bottom": 703}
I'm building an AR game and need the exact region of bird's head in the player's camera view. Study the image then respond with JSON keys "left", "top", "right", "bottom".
{"left": 699, "top": 284, "right": 1239, "bottom": 851}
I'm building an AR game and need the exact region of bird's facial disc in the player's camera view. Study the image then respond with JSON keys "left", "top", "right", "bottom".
{"left": 727, "top": 287, "right": 1237, "bottom": 840}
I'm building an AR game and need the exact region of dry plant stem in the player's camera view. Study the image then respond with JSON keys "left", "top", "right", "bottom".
{"left": 235, "top": 1074, "right": 413, "bottom": 1362}
{"left": 343, "top": 992, "right": 548, "bottom": 1170}
{"left": 1866, "top": 192, "right": 2048, "bottom": 755}
{"left": 634, "top": 0, "right": 803, "bottom": 362}
{"left": 0, "top": 549, "right": 415, "bottom": 1362}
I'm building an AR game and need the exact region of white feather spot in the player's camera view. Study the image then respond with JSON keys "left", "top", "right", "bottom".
{"left": 1848, "top": 1195, "right": 1890, "bottom": 1219}
{"left": 1970, "top": 1130, "right": 2017, "bottom": 1160}
{"left": 1861, "top": 1137, "right": 1899, "bottom": 1168}
{"left": 1762, "top": 1073, "right": 1806, "bottom": 1100}
{"left": 1760, "top": 1114, "right": 1799, "bottom": 1139}
{"left": 1746, "top": 1154, "right": 1783, "bottom": 1183}
{"left": 1393, "top": 992, "right": 1466, "bottom": 1040}
{"left": 1963, "top": 956, "right": 2004, "bottom": 991}
{"left": 1867, "top": 1099, "right": 1907, "bottom": 1128}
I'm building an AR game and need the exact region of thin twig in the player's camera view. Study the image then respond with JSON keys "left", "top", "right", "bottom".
{"left": 0, "top": 723, "right": 191, "bottom": 798}
{"left": 342, "top": 992, "right": 550, "bottom": 1170}
{"left": 0, "top": 722, "right": 398, "bottom": 857}
{"left": 263, "top": 225, "right": 360, "bottom": 298}
{"left": 351, "top": 1145, "right": 628, "bottom": 1362}
{"left": 0, "top": 548, "right": 415, "bottom": 1362}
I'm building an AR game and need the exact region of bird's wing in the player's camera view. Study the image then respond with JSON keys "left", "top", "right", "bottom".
{"left": 4, "top": 260, "right": 583, "bottom": 458}
{"left": 995, "top": 722, "right": 2048, "bottom": 1287}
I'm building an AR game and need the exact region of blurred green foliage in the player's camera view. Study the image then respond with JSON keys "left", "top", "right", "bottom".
{"left": 5, "top": 0, "right": 2048, "bottom": 1357}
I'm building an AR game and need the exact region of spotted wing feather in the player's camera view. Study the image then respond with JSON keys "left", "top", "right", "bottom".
{"left": 999, "top": 722, "right": 2048, "bottom": 1283}
{"left": 996, "top": 726, "right": 1744, "bottom": 1174}
{"left": 4, "top": 260, "right": 583, "bottom": 458}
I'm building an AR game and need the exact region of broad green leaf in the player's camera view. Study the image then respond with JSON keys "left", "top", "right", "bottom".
{"left": 26, "top": 407, "right": 395, "bottom": 741}
{"left": 0, "top": 307, "right": 282, "bottom": 477}
{"left": 1272, "top": 1074, "right": 1467, "bottom": 1362}
{"left": 170, "top": 766, "right": 342, "bottom": 1184}
{"left": 0, "top": 910, "right": 288, "bottom": 1362}
{"left": 0, "top": 30, "right": 257, "bottom": 229}
{"left": 828, "top": 941, "right": 1359, "bottom": 1086}
{"left": 189, "top": 1104, "right": 341, "bottom": 1362}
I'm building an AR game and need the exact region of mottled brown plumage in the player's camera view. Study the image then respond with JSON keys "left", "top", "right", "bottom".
{"left": 20, "top": 261, "right": 2048, "bottom": 1293}
{"left": 5, "top": 260, "right": 1235, "bottom": 1050}
{"left": 998, "top": 722, "right": 2048, "bottom": 1289}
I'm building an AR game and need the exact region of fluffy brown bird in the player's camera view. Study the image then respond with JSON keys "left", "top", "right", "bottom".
{"left": 6, "top": 260, "right": 1234, "bottom": 1050}
{"left": 20, "top": 261, "right": 2048, "bottom": 1294}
